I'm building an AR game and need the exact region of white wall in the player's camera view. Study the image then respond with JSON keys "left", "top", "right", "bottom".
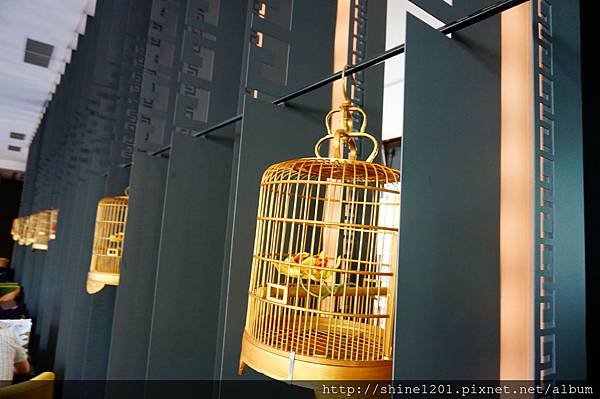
{"left": 382, "top": 1, "right": 446, "bottom": 140}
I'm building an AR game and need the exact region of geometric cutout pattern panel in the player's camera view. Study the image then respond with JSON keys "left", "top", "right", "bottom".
{"left": 348, "top": 0, "right": 368, "bottom": 108}
{"left": 245, "top": 0, "right": 335, "bottom": 102}
{"left": 534, "top": 0, "right": 556, "bottom": 382}
{"left": 136, "top": 0, "right": 182, "bottom": 149}
{"left": 247, "top": 0, "right": 293, "bottom": 98}
{"left": 135, "top": 0, "right": 227, "bottom": 149}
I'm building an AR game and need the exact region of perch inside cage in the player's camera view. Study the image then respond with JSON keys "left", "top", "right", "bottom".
{"left": 87, "top": 190, "right": 129, "bottom": 294}
{"left": 239, "top": 92, "right": 400, "bottom": 382}
{"left": 49, "top": 209, "right": 59, "bottom": 240}
{"left": 32, "top": 210, "right": 52, "bottom": 251}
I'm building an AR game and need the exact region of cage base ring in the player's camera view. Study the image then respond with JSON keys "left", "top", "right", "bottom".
{"left": 86, "top": 271, "right": 119, "bottom": 294}
{"left": 240, "top": 331, "right": 391, "bottom": 382}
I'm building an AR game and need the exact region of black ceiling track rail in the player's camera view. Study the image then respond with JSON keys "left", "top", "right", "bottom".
{"left": 120, "top": 0, "right": 526, "bottom": 169}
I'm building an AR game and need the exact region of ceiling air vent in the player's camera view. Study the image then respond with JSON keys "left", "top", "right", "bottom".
{"left": 8, "top": 145, "right": 22, "bottom": 152}
{"left": 10, "top": 132, "right": 26, "bottom": 140}
{"left": 24, "top": 38, "right": 54, "bottom": 68}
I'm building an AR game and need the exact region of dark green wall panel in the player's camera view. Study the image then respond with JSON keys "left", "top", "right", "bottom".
{"left": 146, "top": 130, "right": 235, "bottom": 379}
{"left": 550, "top": 0, "right": 586, "bottom": 380}
{"left": 35, "top": 190, "right": 76, "bottom": 372}
{"left": 107, "top": 154, "right": 168, "bottom": 379}
{"left": 62, "top": 177, "right": 106, "bottom": 382}
{"left": 52, "top": 182, "right": 95, "bottom": 379}
{"left": 394, "top": 15, "right": 500, "bottom": 379}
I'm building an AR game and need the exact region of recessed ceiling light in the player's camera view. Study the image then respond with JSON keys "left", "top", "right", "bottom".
{"left": 24, "top": 38, "right": 54, "bottom": 68}
{"left": 10, "top": 132, "right": 26, "bottom": 140}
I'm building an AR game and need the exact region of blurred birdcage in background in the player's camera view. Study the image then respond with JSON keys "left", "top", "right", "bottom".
{"left": 239, "top": 93, "right": 401, "bottom": 382}
{"left": 12, "top": 210, "right": 58, "bottom": 249}
{"left": 87, "top": 190, "right": 129, "bottom": 294}
{"left": 32, "top": 210, "right": 52, "bottom": 251}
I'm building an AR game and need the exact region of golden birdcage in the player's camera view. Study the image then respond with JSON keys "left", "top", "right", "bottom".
{"left": 49, "top": 209, "right": 59, "bottom": 240}
{"left": 24, "top": 213, "right": 39, "bottom": 246}
{"left": 239, "top": 86, "right": 401, "bottom": 382}
{"left": 32, "top": 210, "right": 52, "bottom": 251}
{"left": 87, "top": 190, "right": 129, "bottom": 294}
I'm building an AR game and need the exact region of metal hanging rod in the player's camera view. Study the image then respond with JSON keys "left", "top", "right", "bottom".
{"left": 193, "top": 114, "right": 244, "bottom": 138}
{"left": 120, "top": 0, "right": 525, "bottom": 168}
{"left": 146, "top": 114, "right": 244, "bottom": 158}
{"left": 273, "top": 0, "right": 526, "bottom": 104}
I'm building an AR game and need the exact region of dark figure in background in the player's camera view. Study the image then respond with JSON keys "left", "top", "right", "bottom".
{"left": 0, "top": 258, "right": 15, "bottom": 282}
{"left": 0, "top": 259, "right": 28, "bottom": 319}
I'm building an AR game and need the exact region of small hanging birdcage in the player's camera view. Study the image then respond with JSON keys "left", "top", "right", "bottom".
{"left": 87, "top": 189, "right": 129, "bottom": 294}
{"left": 49, "top": 209, "right": 59, "bottom": 240}
{"left": 239, "top": 82, "right": 401, "bottom": 382}
{"left": 24, "top": 214, "right": 38, "bottom": 246}
{"left": 32, "top": 210, "right": 52, "bottom": 251}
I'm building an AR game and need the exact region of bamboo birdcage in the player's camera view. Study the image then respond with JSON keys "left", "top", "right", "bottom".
{"left": 87, "top": 190, "right": 129, "bottom": 294}
{"left": 239, "top": 91, "right": 401, "bottom": 382}
{"left": 32, "top": 210, "right": 52, "bottom": 251}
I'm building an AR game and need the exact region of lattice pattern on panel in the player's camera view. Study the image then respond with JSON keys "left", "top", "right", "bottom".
{"left": 87, "top": 194, "right": 129, "bottom": 294}
{"left": 246, "top": 0, "right": 294, "bottom": 100}
{"left": 348, "top": 0, "right": 368, "bottom": 110}
{"left": 174, "top": 0, "right": 220, "bottom": 133}
{"left": 136, "top": 0, "right": 225, "bottom": 146}
{"left": 136, "top": 0, "right": 183, "bottom": 149}
{"left": 534, "top": 0, "right": 556, "bottom": 383}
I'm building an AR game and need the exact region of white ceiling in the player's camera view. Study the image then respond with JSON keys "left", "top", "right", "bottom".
{"left": 0, "top": 0, "right": 96, "bottom": 172}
